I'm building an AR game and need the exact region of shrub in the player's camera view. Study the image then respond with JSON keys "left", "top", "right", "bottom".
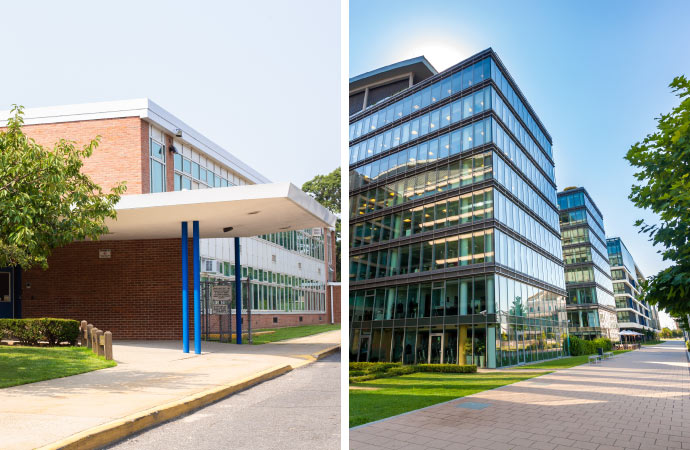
{"left": 0, "top": 318, "right": 80, "bottom": 346}
{"left": 349, "top": 362, "right": 400, "bottom": 371}
{"left": 413, "top": 364, "right": 477, "bottom": 373}
{"left": 387, "top": 366, "right": 416, "bottom": 376}
{"left": 592, "top": 337, "right": 613, "bottom": 352}
{"left": 686, "top": 340, "right": 690, "bottom": 351}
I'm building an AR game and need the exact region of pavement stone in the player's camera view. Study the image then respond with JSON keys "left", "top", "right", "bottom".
{"left": 350, "top": 341, "right": 690, "bottom": 450}
{"left": 0, "top": 330, "right": 340, "bottom": 450}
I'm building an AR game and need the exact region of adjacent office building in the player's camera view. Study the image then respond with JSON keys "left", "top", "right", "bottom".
{"left": 0, "top": 99, "right": 338, "bottom": 338}
{"left": 348, "top": 49, "right": 568, "bottom": 368}
{"left": 557, "top": 187, "right": 619, "bottom": 341}
{"left": 607, "top": 237, "right": 660, "bottom": 334}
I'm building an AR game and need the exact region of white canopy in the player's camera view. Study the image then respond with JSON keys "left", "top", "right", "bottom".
{"left": 101, "top": 182, "right": 336, "bottom": 240}
{"left": 619, "top": 330, "right": 643, "bottom": 336}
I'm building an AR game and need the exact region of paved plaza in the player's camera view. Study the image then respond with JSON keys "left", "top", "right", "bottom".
{"left": 0, "top": 330, "right": 340, "bottom": 450}
{"left": 351, "top": 341, "right": 690, "bottom": 450}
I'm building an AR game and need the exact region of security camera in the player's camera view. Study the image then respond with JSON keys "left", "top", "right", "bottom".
{"left": 169, "top": 145, "right": 179, "bottom": 154}
{"left": 175, "top": 128, "right": 183, "bottom": 137}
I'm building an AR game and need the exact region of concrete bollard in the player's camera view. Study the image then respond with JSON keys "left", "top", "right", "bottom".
{"left": 86, "top": 324, "right": 94, "bottom": 349}
{"left": 96, "top": 330, "right": 105, "bottom": 357}
{"left": 80, "top": 321, "right": 87, "bottom": 346}
{"left": 91, "top": 328, "right": 99, "bottom": 354}
{"left": 104, "top": 331, "right": 113, "bottom": 360}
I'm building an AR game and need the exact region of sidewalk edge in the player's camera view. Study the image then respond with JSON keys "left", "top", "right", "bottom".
{"left": 314, "top": 345, "right": 340, "bottom": 360}
{"left": 36, "top": 364, "right": 293, "bottom": 450}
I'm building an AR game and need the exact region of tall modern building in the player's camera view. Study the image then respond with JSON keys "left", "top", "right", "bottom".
{"left": 348, "top": 49, "right": 568, "bottom": 368}
{"left": 557, "top": 187, "right": 619, "bottom": 341}
{"left": 607, "top": 237, "right": 660, "bottom": 335}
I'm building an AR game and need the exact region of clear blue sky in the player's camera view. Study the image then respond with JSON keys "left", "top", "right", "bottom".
{"left": 0, "top": 0, "right": 340, "bottom": 187}
{"left": 351, "top": 0, "right": 689, "bottom": 327}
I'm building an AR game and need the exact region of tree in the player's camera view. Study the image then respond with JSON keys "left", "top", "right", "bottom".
{"left": 625, "top": 76, "right": 690, "bottom": 316}
{"left": 0, "top": 106, "right": 126, "bottom": 269}
{"left": 660, "top": 327, "right": 673, "bottom": 339}
{"left": 302, "top": 167, "right": 340, "bottom": 281}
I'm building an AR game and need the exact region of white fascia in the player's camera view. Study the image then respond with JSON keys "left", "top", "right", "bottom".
{"left": 0, "top": 98, "right": 270, "bottom": 185}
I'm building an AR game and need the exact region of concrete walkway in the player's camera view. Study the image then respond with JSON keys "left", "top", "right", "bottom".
{"left": 351, "top": 341, "right": 690, "bottom": 450}
{"left": 0, "top": 330, "right": 340, "bottom": 450}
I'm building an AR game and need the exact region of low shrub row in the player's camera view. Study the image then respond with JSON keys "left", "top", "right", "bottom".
{"left": 569, "top": 336, "right": 613, "bottom": 356}
{"left": 0, "top": 318, "right": 80, "bottom": 346}
{"left": 349, "top": 362, "right": 477, "bottom": 383}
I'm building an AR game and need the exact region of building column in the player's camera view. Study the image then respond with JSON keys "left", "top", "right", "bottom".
{"left": 234, "top": 237, "right": 242, "bottom": 344}
{"left": 181, "top": 222, "right": 189, "bottom": 353}
{"left": 193, "top": 221, "right": 200, "bottom": 355}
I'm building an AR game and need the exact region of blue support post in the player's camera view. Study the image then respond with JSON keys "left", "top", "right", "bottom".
{"left": 234, "top": 237, "right": 242, "bottom": 344}
{"left": 181, "top": 222, "right": 189, "bottom": 353}
{"left": 193, "top": 221, "right": 201, "bottom": 354}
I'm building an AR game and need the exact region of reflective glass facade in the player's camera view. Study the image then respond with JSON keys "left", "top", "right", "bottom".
{"left": 349, "top": 49, "right": 567, "bottom": 368}
{"left": 607, "top": 237, "right": 660, "bottom": 333}
{"left": 557, "top": 187, "right": 618, "bottom": 341}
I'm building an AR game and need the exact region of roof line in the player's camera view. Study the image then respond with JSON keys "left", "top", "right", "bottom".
{"left": 349, "top": 55, "right": 437, "bottom": 84}
{"left": 0, "top": 98, "right": 271, "bottom": 185}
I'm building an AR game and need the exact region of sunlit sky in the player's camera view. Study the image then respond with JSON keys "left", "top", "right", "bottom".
{"left": 350, "top": 0, "right": 690, "bottom": 328}
{"left": 0, "top": 0, "right": 340, "bottom": 187}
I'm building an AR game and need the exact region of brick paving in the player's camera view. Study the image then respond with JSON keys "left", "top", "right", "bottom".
{"left": 350, "top": 341, "right": 690, "bottom": 450}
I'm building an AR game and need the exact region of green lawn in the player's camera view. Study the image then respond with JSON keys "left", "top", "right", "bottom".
{"left": 642, "top": 340, "right": 664, "bottom": 346}
{"left": 228, "top": 323, "right": 340, "bottom": 345}
{"left": 0, "top": 346, "right": 116, "bottom": 388}
{"left": 513, "top": 350, "right": 630, "bottom": 370}
{"left": 350, "top": 371, "right": 548, "bottom": 427}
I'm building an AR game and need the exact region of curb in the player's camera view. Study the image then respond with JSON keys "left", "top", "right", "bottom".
{"left": 314, "top": 345, "right": 340, "bottom": 360}
{"left": 37, "top": 364, "right": 293, "bottom": 450}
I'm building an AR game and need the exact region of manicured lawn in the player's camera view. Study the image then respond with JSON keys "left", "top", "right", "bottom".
{"left": 642, "top": 340, "right": 664, "bottom": 346}
{"left": 350, "top": 371, "right": 548, "bottom": 427}
{"left": 228, "top": 324, "right": 340, "bottom": 344}
{"left": 0, "top": 346, "right": 116, "bottom": 388}
{"left": 513, "top": 350, "right": 630, "bottom": 370}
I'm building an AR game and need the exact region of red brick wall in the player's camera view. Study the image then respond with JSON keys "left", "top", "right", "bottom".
{"left": 22, "top": 239, "right": 193, "bottom": 340}
{"left": 8, "top": 117, "right": 149, "bottom": 195}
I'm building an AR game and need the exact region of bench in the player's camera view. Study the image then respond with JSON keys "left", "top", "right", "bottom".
{"left": 588, "top": 355, "right": 601, "bottom": 365}
{"left": 604, "top": 351, "right": 613, "bottom": 359}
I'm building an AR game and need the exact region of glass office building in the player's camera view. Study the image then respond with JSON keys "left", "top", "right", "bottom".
{"left": 607, "top": 237, "right": 660, "bottom": 334}
{"left": 557, "top": 187, "right": 619, "bottom": 341}
{"left": 348, "top": 49, "right": 568, "bottom": 368}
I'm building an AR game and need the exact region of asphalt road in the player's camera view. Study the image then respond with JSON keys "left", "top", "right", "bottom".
{"left": 107, "top": 352, "right": 341, "bottom": 450}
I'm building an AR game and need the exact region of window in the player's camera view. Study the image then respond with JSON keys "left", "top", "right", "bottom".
{"left": 150, "top": 137, "right": 165, "bottom": 193}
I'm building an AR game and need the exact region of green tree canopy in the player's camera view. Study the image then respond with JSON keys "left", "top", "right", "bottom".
{"left": 0, "top": 106, "right": 126, "bottom": 269}
{"left": 625, "top": 75, "right": 690, "bottom": 316}
{"left": 301, "top": 167, "right": 340, "bottom": 213}
{"left": 302, "top": 167, "right": 340, "bottom": 280}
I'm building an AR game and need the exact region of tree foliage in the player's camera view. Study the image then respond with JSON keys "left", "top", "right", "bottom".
{"left": 302, "top": 167, "right": 341, "bottom": 280}
{"left": 0, "top": 106, "right": 126, "bottom": 269}
{"left": 625, "top": 76, "right": 690, "bottom": 316}
{"left": 301, "top": 167, "right": 340, "bottom": 214}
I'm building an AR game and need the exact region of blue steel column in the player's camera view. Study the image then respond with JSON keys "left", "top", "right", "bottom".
{"left": 234, "top": 237, "right": 242, "bottom": 344}
{"left": 181, "top": 222, "right": 189, "bottom": 353}
{"left": 193, "top": 221, "right": 201, "bottom": 354}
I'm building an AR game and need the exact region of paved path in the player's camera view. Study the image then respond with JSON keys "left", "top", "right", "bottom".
{"left": 108, "top": 352, "right": 340, "bottom": 450}
{"left": 0, "top": 330, "right": 339, "bottom": 450}
{"left": 351, "top": 341, "right": 690, "bottom": 450}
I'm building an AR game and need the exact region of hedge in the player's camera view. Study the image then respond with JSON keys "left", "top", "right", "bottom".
{"left": 349, "top": 362, "right": 476, "bottom": 383}
{"left": 0, "top": 318, "right": 80, "bottom": 346}
{"left": 569, "top": 336, "right": 613, "bottom": 356}
{"left": 414, "top": 364, "right": 477, "bottom": 373}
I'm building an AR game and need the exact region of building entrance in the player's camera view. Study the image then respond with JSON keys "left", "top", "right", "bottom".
{"left": 0, "top": 268, "right": 14, "bottom": 319}
{"left": 429, "top": 333, "right": 443, "bottom": 363}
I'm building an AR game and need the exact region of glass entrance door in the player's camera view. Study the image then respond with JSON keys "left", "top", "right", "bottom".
{"left": 429, "top": 333, "right": 443, "bottom": 363}
{"left": 0, "top": 269, "right": 13, "bottom": 319}
{"left": 358, "top": 335, "right": 370, "bottom": 362}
